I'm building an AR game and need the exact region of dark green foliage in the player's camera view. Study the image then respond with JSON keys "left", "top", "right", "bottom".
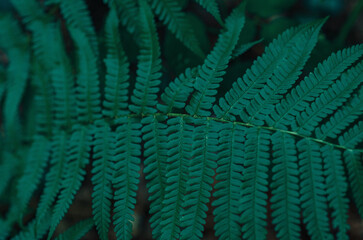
{"left": 0, "top": 0, "right": 362, "bottom": 240}
{"left": 271, "top": 132, "right": 301, "bottom": 240}
{"left": 112, "top": 117, "right": 142, "bottom": 240}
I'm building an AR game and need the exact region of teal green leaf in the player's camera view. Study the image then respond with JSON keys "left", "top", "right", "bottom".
{"left": 129, "top": 0, "right": 162, "bottom": 115}
{"left": 193, "top": 0, "right": 223, "bottom": 25}
{"left": 240, "top": 128, "right": 270, "bottom": 240}
{"left": 103, "top": 9, "right": 130, "bottom": 118}
{"left": 142, "top": 115, "right": 168, "bottom": 239}
{"left": 48, "top": 126, "right": 92, "bottom": 240}
{"left": 16, "top": 135, "right": 50, "bottom": 215}
{"left": 186, "top": 3, "right": 246, "bottom": 116}
{"left": 150, "top": 0, "right": 204, "bottom": 57}
{"left": 55, "top": 218, "right": 94, "bottom": 240}
{"left": 92, "top": 121, "right": 115, "bottom": 240}
{"left": 213, "top": 122, "right": 246, "bottom": 240}
{"left": 180, "top": 118, "right": 218, "bottom": 240}
{"left": 344, "top": 150, "right": 363, "bottom": 218}
{"left": 271, "top": 132, "right": 301, "bottom": 240}
{"left": 322, "top": 145, "right": 349, "bottom": 240}
{"left": 298, "top": 139, "right": 333, "bottom": 240}
{"left": 112, "top": 117, "right": 142, "bottom": 240}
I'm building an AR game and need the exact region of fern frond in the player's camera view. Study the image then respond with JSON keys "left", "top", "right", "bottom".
{"left": 160, "top": 116, "right": 190, "bottom": 240}
{"left": 240, "top": 128, "right": 270, "bottom": 240}
{"left": 292, "top": 60, "right": 363, "bottom": 135}
{"left": 10, "top": 0, "right": 46, "bottom": 25}
{"left": 50, "top": 50, "right": 77, "bottom": 129}
{"left": 298, "top": 139, "right": 333, "bottom": 240}
{"left": 59, "top": 0, "right": 98, "bottom": 55}
{"left": 315, "top": 88, "right": 363, "bottom": 140}
{"left": 239, "top": 20, "right": 324, "bottom": 125}
{"left": 150, "top": 0, "right": 204, "bottom": 57}
{"left": 213, "top": 21, "right": 318, "bottom": 121}
{"left": 129, "top": 0, "right": 162, "bottom": 115}
{"left": 339, "top": 121, "right": 363, "bottom": 148}
{"left": 92, "top": 121, "right": 115, "bottom": 240}
{"left": 322, "top": 145, "right": 349, "bottom": 240}
{"left": 271, "top": 132, "right": 301, "bottom": 240}
{"left": 142, "top": 115, "right": 168, "bottom": 239}
{"left": 32, "top": 62, "right": 54, "bottom": 136}
{"left": 212, "top": 122, "right": 245, "bottom": 240}
{"left": 12, "top": 211, "right": 51, "bottom": 240}
{"left": 69, "top": 27, "right": 101, "bottom": 123}
{"left": 232, "top": 39, "right": 263, "bottom": 59}
{"left": 186, "top": 3, "right": 246, "bottom": 116}
{"left": 29, "top": 21, "right": 61, "bottom": 70}
{"left": 103, "top": 9, "right": 130, "bottom": 118}
{"left": 113, "top": 0, "right": 139, "bottom": 35}
{"left": 48, "top": 126, "right": 92, "bottom": 240}
{"left": 16, "top": 135, "right": 50, "bottom": 215}
{"left": 180, "top": 118, "right": 218, "bottom": 240}
{"left": 158, "top": 67, "right": 198, "bottom": 113}
{"left": 344, "top": 150, "right": 363, "bottom": 218}
{"left": 193, "top": 0, "right": 223, "bottom": 25}
{"left": 55, "top": 218, "right": 94, "bottom": 240}
{"left": 36, "top": 131, "right": 68, "bottom": 224}
{"left": 112, "top": 117, "right": 142, "bottom": 240}
{"left": 268, "top": 44, "right": 363, "bottom": 129}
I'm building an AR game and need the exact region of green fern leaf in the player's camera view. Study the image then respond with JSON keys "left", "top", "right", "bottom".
{"left": 129, "top": 0, "right": 162, "bottom": 115}
{"left": 32, "top": 62, "right": 54, "bottom": 136}
{"left": 315, "top": 88, "right": 363, "bottom": 140}
{"left": 103, "top": 9, "right": 130, "bottom": 118}
{"left": 232, "top": 39, "right": 263, "bottom": 59}
{"left": 59, "top": 0, "right": 98, "bottom": 56}
{"left": 322, "top": 145, "right": 349, "bottom": 240}
{"left": 50, "top": 50, "right": 77, "bottom": 129}
{"left": 92, "top": 121, "right": 115, "bottom": 240}
{"left": 142, "top": 115, "right": 168, "bottom": 239}
{"left": 212, "top": 122, "right": 245, "bottom": 240}
{"left": 293, "top": 60, "right": 363, "bottom": 135}
{"left": 213, "top": 21, "right": 318, "bottom": 121}
{"left": 180, "top": 118, "right": 218, "bottom": 240}
{"left": 113, "top": 0, "right": 139, "bottom": 35}
{"left": 112, "top": 117, "right": 142, "bottom": 240}
{"left": 193, "top": 0, "right": 223, "bottom": 25}
{"left": 69, "top": 27, "right": 102, "bottom": 123}
{"left": 267, "top": 44, "right": 363, "bottom": 129}
{"left": 150, "top": 0, "right": 204, "bottom": 57}
{"left": 240, "top": 128, "right": 270, "bottom": 240}
{"left": 239, "top": 20, "right": 325, "bottom": 125}
{"left": 186, "top": 3, "right": 246, "bottom": 116}
{"left": 16, "top": 135, "right": 50, "bottom": 215}
{"left": 36, "top": 131, "right": 68, "bottom": 224}
{"left": 158, "top": 67, "right": 198, "bottom": 113}
{"left": 298, "top": 139, "right": 333, "bottom": 240}
{"left": 271, "top": 132, "right": 301, "bottom": 240}
{"left": 339, "top": 121, "right": 363, "bottom": 148}
{"left": 55, "top": 218, "right": 94, "bottom": 240}
{"left": 11, "top": 211, "right": 51, "bottom": 240}
{"left": 10, "top": 0, "right": 46, "bottom": 25}
{"left": 160, "top": 116, "right": 190, "bottom": 240}
{"left": 48, "top": 126, "right": 92, "bottom": 240}
{"left": 343, "top": 150, "right": 363, "bottom": 218}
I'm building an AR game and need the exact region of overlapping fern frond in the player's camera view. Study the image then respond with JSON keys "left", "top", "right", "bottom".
{"left": 0, "top": 0, "right": 362, "bottom": 240}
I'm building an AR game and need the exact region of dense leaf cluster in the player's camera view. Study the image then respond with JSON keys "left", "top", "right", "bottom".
{"left": 0, "top": 0, "right": 362, "bottom": 239}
